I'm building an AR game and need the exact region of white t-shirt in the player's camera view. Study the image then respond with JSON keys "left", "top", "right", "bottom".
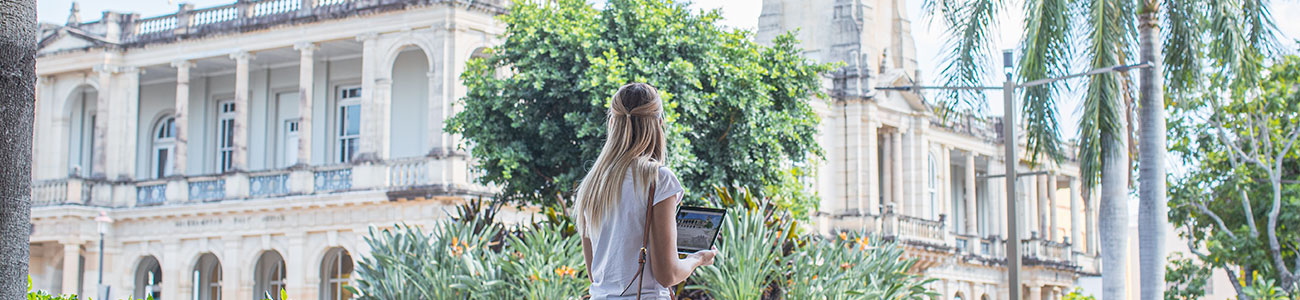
{"left": 588, "top": 166, "right": 685, "bottom": 300}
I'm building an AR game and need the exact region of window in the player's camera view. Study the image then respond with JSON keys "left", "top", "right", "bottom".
{"left": 152, "top": 116, "right": 176, "bottom": 178}
{"left": 321, "top": 247, "right": 354, "bottom": 300}
{"left": 254, "top": 251, "right": 287, "bottom": 299}
{"left": 337, "top": 86, "right": 361, "bottom": 163}
{"left": 134, "top": 256, "right": 162, "bottom": 300}
{"left": 283, "top": 119, "right": 300, "bottom": 168}
{"left": 217, "top": 101, "right": 236, "bottom": 172}
{"left": 192, "top": 253, "right": 221, "bottom": 300}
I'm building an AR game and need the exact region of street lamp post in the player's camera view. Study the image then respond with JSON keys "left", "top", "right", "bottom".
{"left": 877, "top": 50, "right": 1149, "bottom": 300}
{"left": 95, "top": 211, "right": 114, "bottom": 300}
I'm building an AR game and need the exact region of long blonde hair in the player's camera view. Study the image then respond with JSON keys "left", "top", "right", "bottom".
{"left": 573, "top": 83, "right": 668, "bottom": 237}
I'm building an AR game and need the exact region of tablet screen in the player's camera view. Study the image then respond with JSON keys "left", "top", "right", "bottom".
{"left": 676, "top": 206, "right": 726, "bottom": 253}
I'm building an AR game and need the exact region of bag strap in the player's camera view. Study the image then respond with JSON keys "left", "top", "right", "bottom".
{"left": 620, "top": 180, "right": 657, "bottom": 299}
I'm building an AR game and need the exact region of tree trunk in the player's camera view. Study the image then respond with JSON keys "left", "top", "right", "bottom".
{"left": 0, "top": 0, "right": 37, "bottom": 298}
{"left": 1137, "top": 9, "right": 1168, "bottom": 300}
{"left": 1101, "top": 122, "right": 1131, "bottom": 300}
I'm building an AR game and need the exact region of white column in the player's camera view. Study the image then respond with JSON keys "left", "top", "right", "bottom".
{"left": 941, "top": 145, "right": 950, "bottom": 220}
{"left": 846, "top": 102, "right": 863, "bottom": 213}
{"left": 172, "top": 60, "right": 194, "bottom": 175}
{"left": 1048, "top": 171, "right": 1059, "bottom": 242}
{"left": 891, "top": 130, "right": 904, "bottom": 214}
{"left": 965, "top": 151, "right": 977, "bottom": 234}
{"left": 231, "top": 51, "right": 254, "bottom": 171}
{"left": 61, "top": 243, "right": 80, "bottom": 295}
{"left": 427, "top": 70, "right": 445, "bottom": 153}
{"left": 286, "top": 232, "right": 309, "bottom": 299}
{"left": 1088, "top": 190, "right": 1100, "bottom": 254}
{"left": 1029, "top": 285, "right": 1043, "bottom": 300}
{"left": 865, "top": 121, "right": 880, "bottom": 215}
{"left": 294, "top": 42, "right": 317, "bottom": 166}
{"left": 881, "top": 130, "right": 892, "bottom": 211}
{"left": 356, "top": 32, "right": 382, "bottom": 161}
{"left": 91, "top": 65, "right": 112, "bottom": 178}
{"left": 220, "top": 237, "right": 242, "bottom": 300}
{"left": 116, "top": 67, "right": 142, "bottom": 179}
{"left": 1070, "top": 177, "right": 1083, "bottom": 250}
{"left": 1034, "top": 174, "right": 1047, "bottom": 238}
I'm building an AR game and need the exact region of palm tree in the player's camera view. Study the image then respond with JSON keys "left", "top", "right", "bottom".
{"left": 925, "top": 0, "right": 1276, "bottom": 298}
{"left": 0, "top": 0, "right": 38, "bottom": 298}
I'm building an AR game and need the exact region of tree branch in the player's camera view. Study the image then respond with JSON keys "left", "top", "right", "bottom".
{"left": 1191, "top": 200, "right": 1238, "bottom": 240}
{"left": 1212, "top": 116, "right": 1263, "bottom": 238}
{"left": 1185, "top": 232, "right": 1247, "bottom": 298}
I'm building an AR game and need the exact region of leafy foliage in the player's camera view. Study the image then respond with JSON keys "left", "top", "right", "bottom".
{"left": 499, "top": 208, "right": 587, "bottom": 298}
{"left": 350, "top": 203, "right": 508, "bottom": 299}
{"left": 1168, "top": 54, "right": 1300, "bottom": 296}
{"left": 784, "top": 232, "right": 935, "bottom": 299}
{"left": 1164, "top": 252, "right": 1212, "bottom": 300}
{"left": 447, "top": 0, "right": 831, "bottom": 208}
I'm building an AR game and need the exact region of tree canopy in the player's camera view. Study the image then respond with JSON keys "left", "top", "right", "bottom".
{"left": 1167, "top": 53, "right": 1300, "bottom": 297}
{"left": 447, "top": 0, "right": 831, "bottom": 210}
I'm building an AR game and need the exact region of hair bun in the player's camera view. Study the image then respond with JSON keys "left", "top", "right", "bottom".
{"left": 611, "top": 83, "right": 662, "bottom": 118}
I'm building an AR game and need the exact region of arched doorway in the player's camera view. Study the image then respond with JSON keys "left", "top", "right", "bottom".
{"left": 133, "top": 256, "right": 162, "bottom": 300}
{"left": 389, "top": 46, "right": 430, "bottom": 159}
{"left": 66, "top": 85, "right": 97, "bottom": 177}
{"left": 192, "top": 253, "right": 221, "bottom": 300}
{"left": 253, "top": 251, "right": 287, "bottom": 299}
{"left": 319, "top": 247, "right": 353, "bottom": 300}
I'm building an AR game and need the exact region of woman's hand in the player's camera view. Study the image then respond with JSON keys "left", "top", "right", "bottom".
{"left": 689, "top": 246, "right": 718, "bottom": 267}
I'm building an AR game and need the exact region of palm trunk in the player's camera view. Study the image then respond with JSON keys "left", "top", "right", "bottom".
{"left": 1137, "top": 9, "right": 1168, "bottom": 300}
{"left": 0, "top": 0, "right": 37, "bottom": 298}
{"left": 1100, "top": 123, "right": 1130, "bottom": 300}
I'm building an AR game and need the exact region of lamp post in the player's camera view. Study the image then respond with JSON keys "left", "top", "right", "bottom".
{"left": 95, "top": 211, "right": 114, "bottom": 300}
{"left": 877, "top": 50, "right": 1149, "bottom": 300}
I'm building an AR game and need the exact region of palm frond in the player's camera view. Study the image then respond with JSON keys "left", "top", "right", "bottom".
{"left": 1077, "top": 0, "right": 1137, "bottom": 197}
{"left": 1162, "top": 0, "right": 1206, "bottom": 104}
{"left": 1017, "top": 0, "right": 1074, "bottom": 166}
{"left": 935, "top": 0, "right": 1002, "bottom": 117}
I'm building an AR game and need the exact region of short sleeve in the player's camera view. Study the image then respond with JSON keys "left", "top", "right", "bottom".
{"left": 653, "top": 166, "right": 685, "bottom": 206}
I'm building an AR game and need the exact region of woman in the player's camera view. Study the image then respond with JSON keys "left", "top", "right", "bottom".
{"left": 574, "top": 83, "right": 718, "bottom": 299}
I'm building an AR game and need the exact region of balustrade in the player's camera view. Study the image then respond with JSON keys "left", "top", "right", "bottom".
{"left": 189, "top": 178, "right": 226, "bottom": 202}
{"left": 137, "top": 183, "right": 167, "bottom": 206}
{"left": 250, "top": 173, "right": 291, "bottom": 197}
{"left": 314, "top": 167, "right": 353, "bottom": 192}
{"left": 388, "top": 158, "right": 431, "bottom": 187}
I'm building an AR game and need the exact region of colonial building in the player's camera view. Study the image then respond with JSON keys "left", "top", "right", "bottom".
{"left": 28, "top": 1, "right": 519, "bottom": 299}
{"left": 757, "top": 0, "right": 1103, "bottom": 299}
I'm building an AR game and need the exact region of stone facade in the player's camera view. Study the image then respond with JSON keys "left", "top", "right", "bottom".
{"left": 29, "top": 1, "right": 513, "bottom": 299}
{"left": 757, "top": 0, "right": 1102, "bottom": 299}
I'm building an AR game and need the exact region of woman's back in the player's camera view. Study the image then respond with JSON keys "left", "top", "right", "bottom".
{"left": 586, "top": 166, "right": 683, "bottom": 299}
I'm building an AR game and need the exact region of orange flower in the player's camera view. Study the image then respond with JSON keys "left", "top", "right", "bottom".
{"left": 838, "top": 232, "right": 848, "bottom": 241}
{"left": 529, "top": 274, "right": 539, "bottom": 281}
{"left": 555, "top": 265, "right": 577, "bottom": 278}
{"left": 840, "top": 262, "right": 852, "bottom": 270}
{"left": 856, "top": 237, "right": 869, "bottom": 250}
{"left": 811, "top": 274, "right": 818, "bottom": 280}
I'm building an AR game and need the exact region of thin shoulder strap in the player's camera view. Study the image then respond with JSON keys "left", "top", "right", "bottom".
{"left": 620, "top": 180, "right": 657, "bottom": 300}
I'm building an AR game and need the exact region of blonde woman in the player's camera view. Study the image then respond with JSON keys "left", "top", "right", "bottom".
{"left": 574, "top": 83, "right": 718, "bottom": 299}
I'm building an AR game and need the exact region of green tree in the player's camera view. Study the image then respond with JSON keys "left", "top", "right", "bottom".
{"left": 927, "top": 0, "right": 1277, "bottom": 297}
{"left": 446, "top": 0, "right": 831, "bottom": 210}
{"left": 1168, "top": 54, "right": 1300, "bottom": 297}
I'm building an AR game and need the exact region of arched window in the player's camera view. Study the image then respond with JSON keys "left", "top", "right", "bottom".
{"left": 193, "top": 253, "right": 221, "bottom": 300}
{"left": 133, "top": 256, "right": 162, "bottom": 300}
{"left": 254, "top": 251, "right": 287, "bottom": 299}
{"left": 320, "top": 247, "right": 354, "bottom": 300}
{"left": 152, "top": 116, "right": 176, "bottom": 178}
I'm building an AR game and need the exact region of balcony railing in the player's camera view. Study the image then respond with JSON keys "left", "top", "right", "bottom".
{"left": 188, "top": 178, "right": 226, "bottom": 202}
{"left": 137, "top": 182, "right": 167, "bottom": 206}
{"left": 249, "top": 173, "right": 290, "bottom": 197}
{"left": 111, "top": 0, "right": 508, "bottom": 45}
{"left": 314, "top": 167, "right": 352, "bottom": 192}
{"left": 1022, "top": 237, "right": 1076, "bottom": 269}
{"left": 32, "top": 157, "right": 481, "bottom": 209}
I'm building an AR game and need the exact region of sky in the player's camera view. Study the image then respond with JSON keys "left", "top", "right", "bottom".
{"left": 40, "top": 0, "right": 1300, "bottom": 141}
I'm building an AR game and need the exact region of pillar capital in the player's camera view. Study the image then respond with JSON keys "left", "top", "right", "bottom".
{"left": 229, "top": 50, "right": 255, "bottom": 61}
{"left": 293, "top": 41, "right": 319, "bottom": 52}
{"left": 356, "top": 31, "right": 380, "bottom": 42}
{"left": 170, "top": 59, "right": 194, "bottom": 69}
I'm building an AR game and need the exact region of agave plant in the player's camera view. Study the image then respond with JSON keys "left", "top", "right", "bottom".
{"left": 688, "top": 203, "right": 788, "bottom": 299}
{"left": 351, "top": 201, "right": 509, "bottom": 299}
{"left": 499, "top": 207, "right": 587, "bottom": 298}
{"left": 783, "top": 233, "right": 936, "bottom": 300}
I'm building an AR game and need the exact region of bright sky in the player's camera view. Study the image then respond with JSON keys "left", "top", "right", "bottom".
{"left": 40, "top": 0, "right": 1300, "bottom": 141}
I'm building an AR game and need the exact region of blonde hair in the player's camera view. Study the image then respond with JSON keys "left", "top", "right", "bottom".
{"left": 573, "top": 83, "right": 668, "bottom": 237}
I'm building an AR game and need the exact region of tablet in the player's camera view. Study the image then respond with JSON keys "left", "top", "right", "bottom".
{"left": 675, "top": 206, "right": 726, "bottom": 254}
